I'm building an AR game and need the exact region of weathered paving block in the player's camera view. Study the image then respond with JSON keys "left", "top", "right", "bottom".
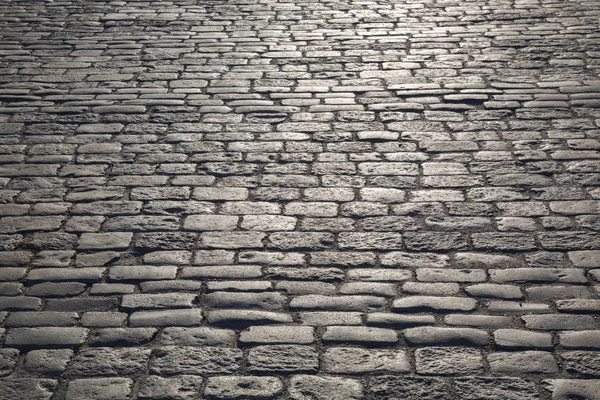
{"left": 323, "top": 347, "right": 410, "bottom": 374}
{"left": 108, "top": 265, "right": 178, "bottom": 281}
{"left": 404, "top": 327, "right": 490, "bottom": 347}
{"left": 0, "top": 379, "right": 57, "bottom": 400}
{"left": 444, "top": 315, "right": 513, "bottom": 329}
{"left": 5, "top": 311, "right": 78, "bottom": 327}
{"left": 367, "top": 313, "right": 436, "bottom": 328}
{"left": 298, "top": 312, "right": 362, "bottom": 326}
{"left": 568, "top": 250, "right": 600, "bottom": 267}
{"left": 488, "top": 351, "right": 559, "bottom": 374}
{"left": 559, "top": 331, "right": 600, "bottom": 349}
{"left": 392, "top": 296, "right": 477, "bottom": 312}
{"left": 67, "top": 347, "right": 151, "bottom": 377}
{"left": 539, "top": 232, "right": 600, "bottom": 250}
{"left": 26, "top": 268, "right": 105, "bottom": 283}
{"left": 129, "top": 310, "right": 203, "bottom": 327}
{"left": 490, "top": 268, "right": 587, "bottom": 284}
{"left": 494, "top": 329, "right": 554, "bottom": 350}
{"left": 415, "top": 346, "right": 484, "bottom": 375}
{"left": 247, "top": 345, "right": 319, "bottom": 373}
{"left": 289, "top": 375, "right": 363, "bottom": 400}
{"left": 368, "top": 375, "right": 449, "bottom": 399}
{"left": 184, "top": 215, "right": 239, "bottom": 231}
{"left": 381, "top": 252, "right": 449, "bottom": 268}
{"left": 160, "top": 327, "right": 236, "bottom": 346}
{"left": 556, "top": 299, "right": 600, "bottom": 313}
{"left": 200, "top": 232, "right": 266, "bottom": 249}
{"left": 138, "top": 375, "right": 204, "bottom": 400}
{"left": 150, "top": 346, "right": 243, "bottom": 375}
{"left": 120, "top": 294, "right": 196, "bottom": 310}
{"left": 203, "top": 292, "right": 286, "bottom": 310}
{"left": 23, "top": 349, "right": 73, "bottom": 377}
{"left": 290, "top": 295, "right": 386, "bottom": 311}
{"left": 338, "top": 232, "right": 403, "bottom": 250}
{"left": 239, "top": 326, "right": 314, "bottom": 344}
{"left": 0, "top": 217, "right": 64, "bottom": 234}
{"left": 417, "top": 268, "right": 487, "bottom": 283}
{"left": 45, "top": 297, "right": 118, "bottom": 312}
{"left": 454, "top": 377, "right": 539, "bottom": 400}
{"left": 5, "top": 327, "right": 88, "bottom": 348}
{"left": 543, "top": 379, "right": 600, "bottom": 400}
{"left": 204, "top": 376, "right": 283, "bottom": 399}
{"left": 522, "top": 314, "right": 597, "bottom": 330}
{"left": 207, "top": 310, "right": 293, "bottom": 328}
{"left": 0, "top": 251, "right": 31, "bottom": 268}
{"left": 78, "top": 233, "right": 133, "bottom": 250}
{"left": 182, "top": 265, "right": 263, "bottom": 279}
{"left": 0, "top": 349, "right": 19, "bottom": 377}
{"left": 268, "top": 232, "right": 334, "bottom": 250}
{"left": 66, "top": 378, "right": 132, "bottom": 400}
{"left": 87, "top": 328, "right": 157, "bottom": 347}
{"left": 322, "top": 326, "right": 398, "bottom": 345}
{"left": 561, "top": 351, "right": 600, "bottom": 377}
{"left": 527, "top": 286, "right": 591, "bottom": 303}
{"left": 0, "top": 296, "right": 41, "bottom": 311}
{"left": 466, "top": 283, "right": 523, "bottom": 299}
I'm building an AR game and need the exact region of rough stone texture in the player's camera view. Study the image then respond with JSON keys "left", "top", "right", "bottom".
{"left": 415, "top": 347, "right": 484, "bottom": 375}
{"left": 5, "top": 327, "right": 88, "bottom": 348}
{"left": 150, "top": 346, "right": 242, "bottom": 376}
{"left": 543, "top": 380, "right": 600, "bottom": 400}
{"left": 66, "top": 378, "right": 132, "bottom": 400}
{"left": 368, "top": 376, "right": 449, "bottom": 400}
{"left": 289, "top": 375, "right": 363, "bottom": 400}
{"left": 0, "top": 349, "right": 19, "bottom": 377}
{"left": 454, "top": 377, "right": 539, "bottom": 400}
{"left": 67, "top": 347, "right": 151, "bottom": 377}
{"left": 0, "top": 0, "right": 598, "bottom": 397}
{"left": 204, "top": 376, "right": 283, "bottom": 399}
{"left": 23, "top": 349, "right": 74, "bottom": 377}
{"left": 323, "top": 347, "right": 410, "bottom": 374}
{"left": 138, "top": 375, "right": 204, "bottom": 400}
{"left": 0, "top": 379, "right": 57, "bottom": 400}
{"left": 562, "top": 351, "right": 600, "bottom": 377}
{"left": 247, "top": 345, "right": 319, "bottom": 373}
{"left": 488, "top": 351, "right": 559, "bottom": 374}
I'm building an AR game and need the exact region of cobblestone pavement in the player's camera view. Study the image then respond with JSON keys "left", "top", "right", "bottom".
{"left": 0, "top": 0, "right": 599, "bottom": 398}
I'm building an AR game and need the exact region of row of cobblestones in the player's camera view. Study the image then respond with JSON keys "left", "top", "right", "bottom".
{"left": 0, "top": 0, "right": 599, "bottom": 398}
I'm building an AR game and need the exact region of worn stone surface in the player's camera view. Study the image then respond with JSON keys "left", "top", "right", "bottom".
{"left": 368, "top": 376, "right": 449, "bottom": 400}
{"left": 67, "top": 347, "right": 151, "bottom": 377}
{"left": 0, "top": 379, "right": 57, "bottom": 400}
{"left": 66, "top": 378, "right": 132, "bottom": 400}
{"left": 248, "top": 345, "right": 319, "bottom": 373}
{"left": 323, "top": 347, "right": 410, "bottom": 374}
{"left": 454, "top": 377, "right": 539, "bottom": 400}
{"left": 0, "top": 0, "right": 598, "bottom": 397}
{"left": 138, "top": 375, "right": 204, "bottom": 400}
{"left": 150, "top": 346, "right": 242, "bottom": 376}
{"left": 415, "top": 347, "right": 484, "bottom": 375}
{"left": 289, "top": 375, "right": 363, "bottom": 400}
{"left": 543, "top": 380, "right": 600, "bottom": 400}
{"left": 204, "top": 376, "right": 283, "bottom": 399}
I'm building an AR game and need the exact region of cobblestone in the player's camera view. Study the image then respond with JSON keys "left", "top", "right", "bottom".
{"left": 0, "top": 0, "right": 599, "bottom": 397}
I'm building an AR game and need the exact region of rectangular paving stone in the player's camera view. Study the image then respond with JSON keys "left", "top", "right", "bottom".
{"left": 323, "top": 347, "right": 410, "bottom": 374}
{"left": 5, "top": 327, "right": 88, "bottom": 348}
{"left": 121, "top": 294, "right": 196, "bottom": 310}
{"left": 0, "top": 379, "right": 57, "bottom": 400}
{"left": 78, "top": 233, "right": 133, "bottom": 250}
{"left": 150, "top": 346, "right": 242, "bottom": 375}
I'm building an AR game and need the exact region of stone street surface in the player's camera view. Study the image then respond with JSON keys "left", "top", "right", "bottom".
{"left": 0, "top": 0, "right": 599, "bottom": 398}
